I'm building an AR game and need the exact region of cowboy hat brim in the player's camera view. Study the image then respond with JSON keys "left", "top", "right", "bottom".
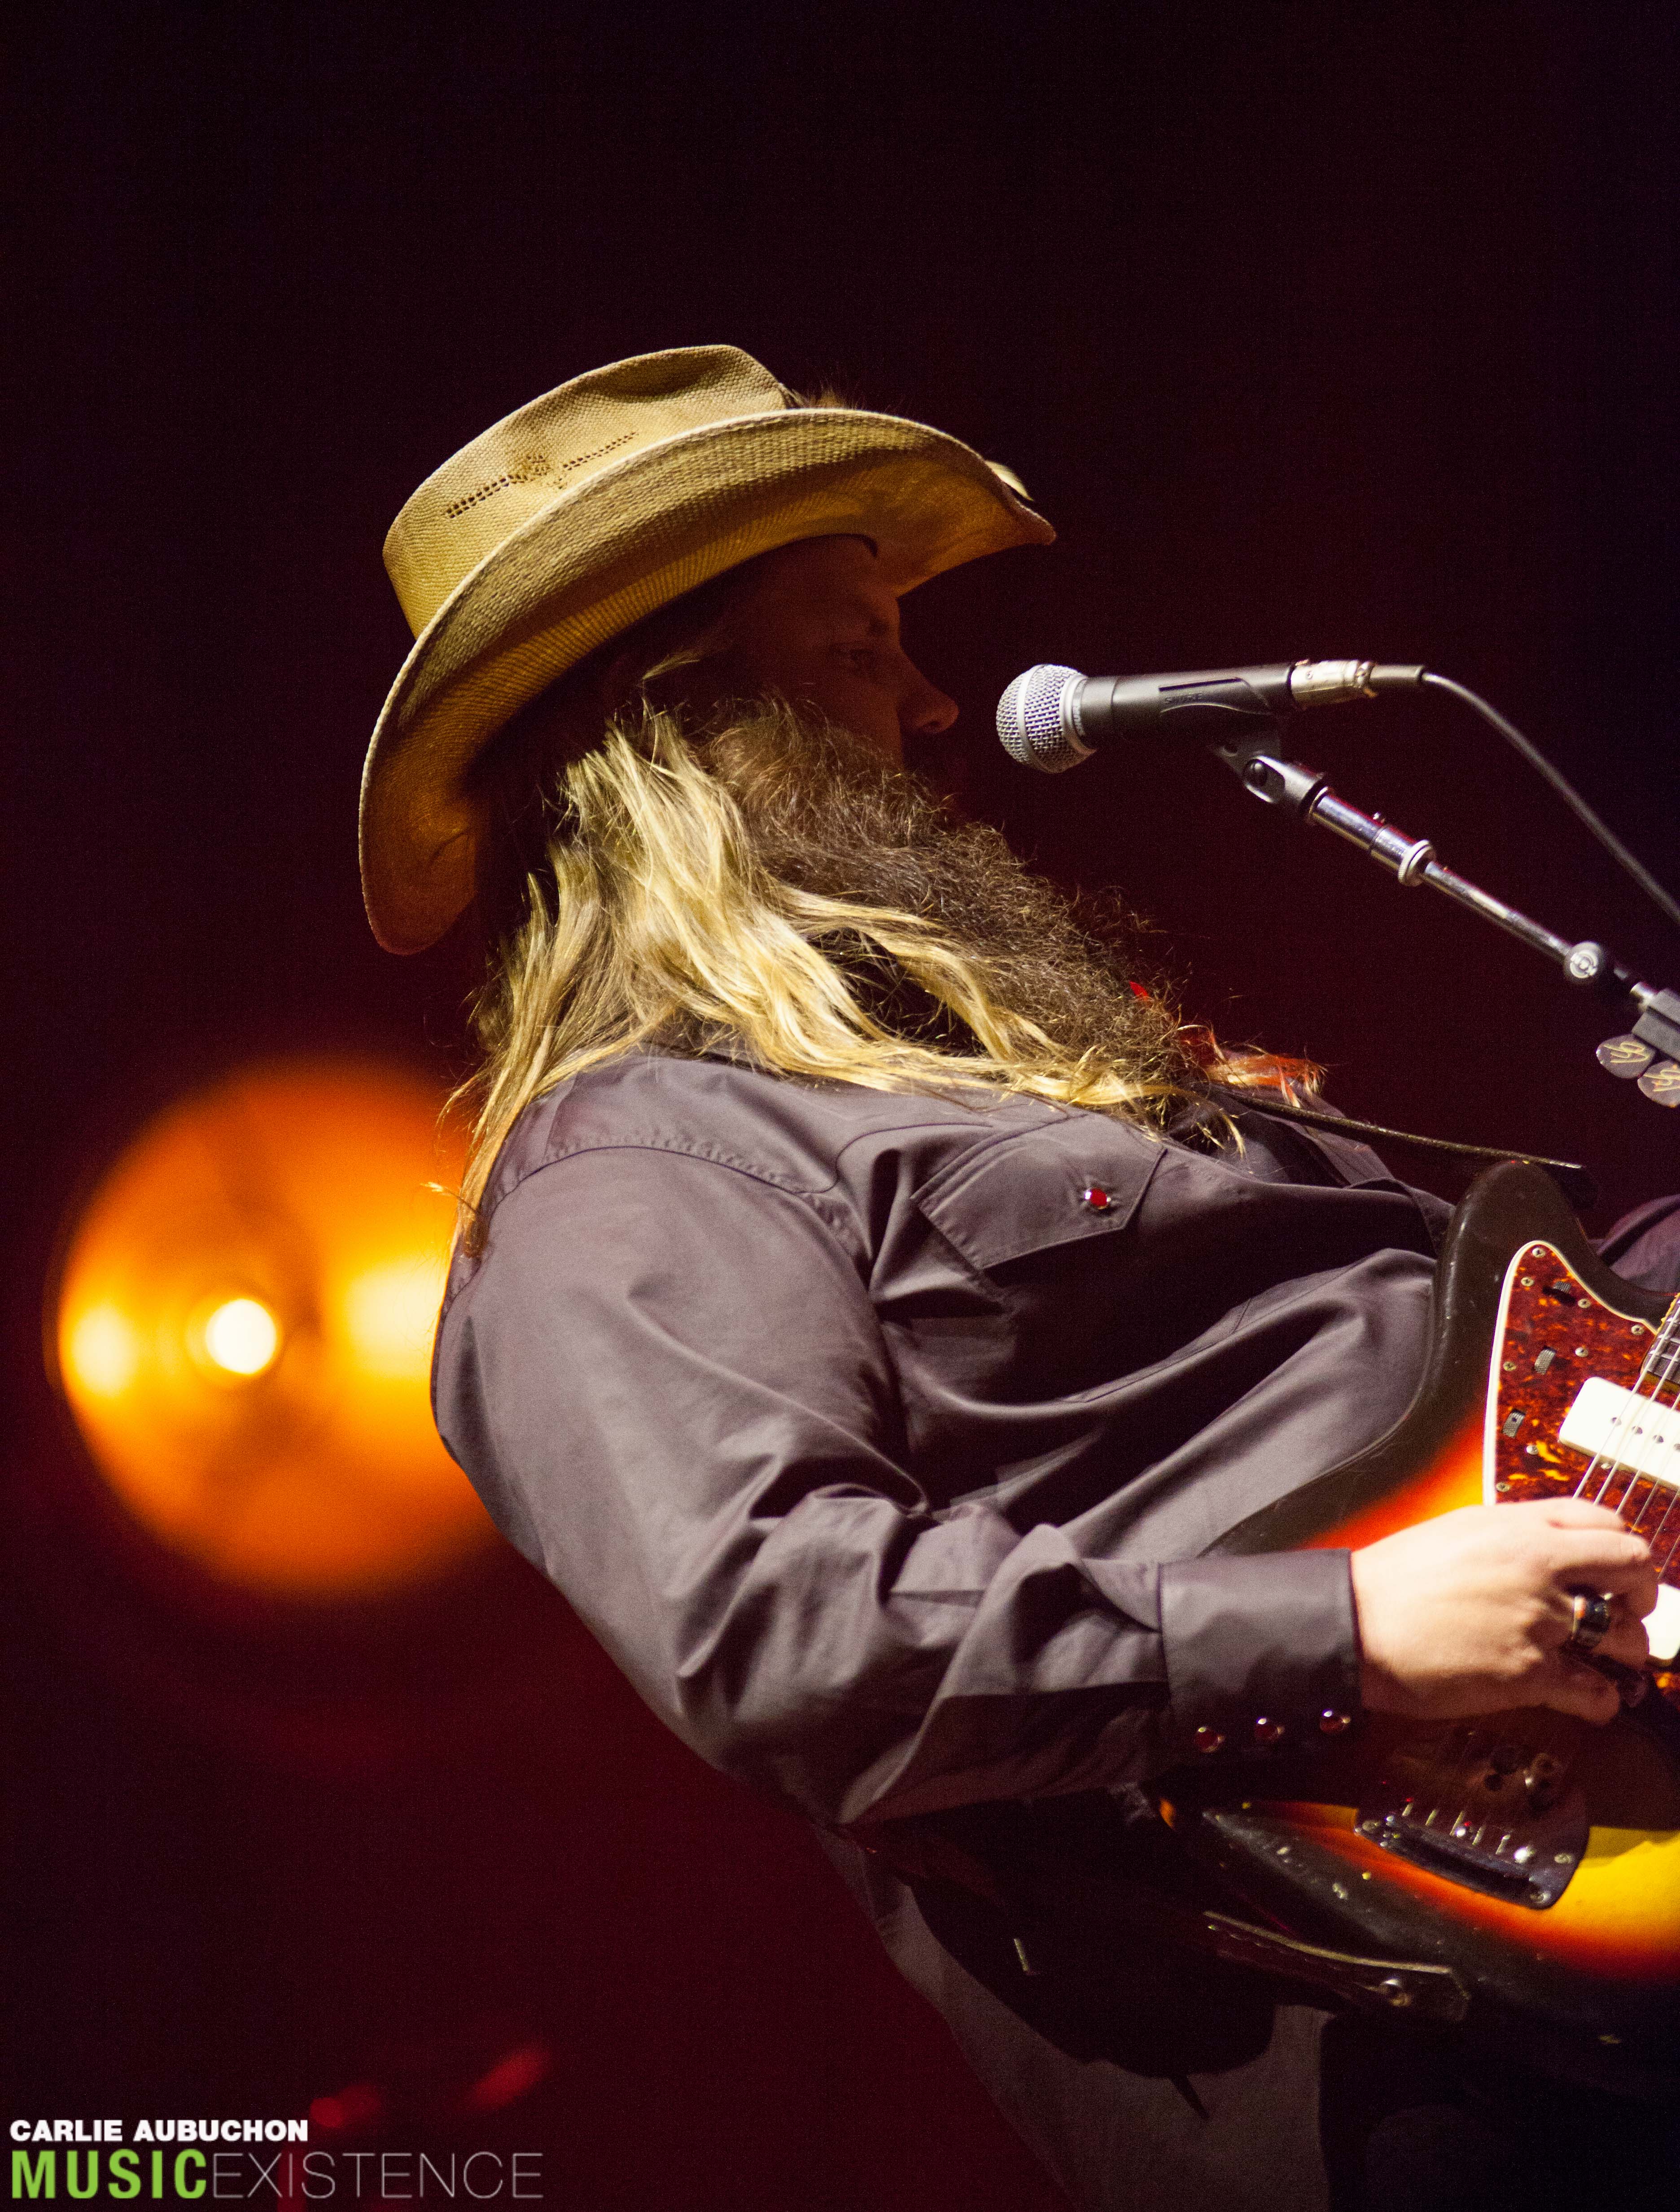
{"left": 359, "top": 406, "right": 1053, "bottom": 953}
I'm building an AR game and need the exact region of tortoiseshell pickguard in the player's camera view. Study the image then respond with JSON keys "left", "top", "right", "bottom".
{"left": 1490, "top": 1240, "right": 1680, "bottom": 1708}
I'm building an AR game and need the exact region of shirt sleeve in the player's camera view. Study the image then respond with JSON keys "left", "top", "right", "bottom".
{"left": 434, "top": 1144, "right": 1361, "bottom": 1828}
{"left": 1597, "top": 1193, "right": 1680, "bottom": 1294}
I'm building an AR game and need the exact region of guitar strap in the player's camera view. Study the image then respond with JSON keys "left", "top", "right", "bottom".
{"left": 1200, "top": 1084, "right": 1597, "bottom": 1212}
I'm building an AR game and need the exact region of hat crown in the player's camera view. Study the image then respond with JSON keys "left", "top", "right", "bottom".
{"left": 384, "top": 346, "right": 792, "bottom": 637}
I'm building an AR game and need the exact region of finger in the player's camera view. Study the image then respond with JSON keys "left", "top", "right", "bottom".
{"left": 1540, "top": 1531, "right": 1654, "bottom": 1589}
{"left": 1531, "top": 1498, "right": 1636, "bottom": 1530}
{"left": 1623, "top": 1564, "right": 1662, "bottom": 1620}
{"left": 1600, "top": 1616, "right": 1652, "bottom": 1670}
{"left": 1536, "top": 1589, "right": 1657, "bottom": 1655}
{"left": 1535, "top": 1654, "right": 1624, "bottom": 1726}
{"left": 1566, "top": 1612, "right": 1654, "bottom": 1669}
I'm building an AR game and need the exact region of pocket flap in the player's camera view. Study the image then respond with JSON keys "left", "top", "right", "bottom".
{"left": 915, "top": 1121, "right": 1164, "bottom": 1275}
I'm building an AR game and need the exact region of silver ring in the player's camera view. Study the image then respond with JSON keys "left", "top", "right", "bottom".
{"left": 1566, "top": 1589, "right": 1614, "bottom": 1655}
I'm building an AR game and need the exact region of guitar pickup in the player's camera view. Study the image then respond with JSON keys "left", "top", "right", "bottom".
{"left": 1558, "top": 1375, "right": 1680, "bottom": 1482}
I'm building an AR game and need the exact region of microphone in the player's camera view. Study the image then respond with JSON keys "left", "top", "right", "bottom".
{"left": 997, "top": 658, "right": 1429, "bottom": 773}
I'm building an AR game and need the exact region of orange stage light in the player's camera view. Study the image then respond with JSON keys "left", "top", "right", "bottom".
{"left": 53, "top": 1060, "right": 496, "bottom": 1597}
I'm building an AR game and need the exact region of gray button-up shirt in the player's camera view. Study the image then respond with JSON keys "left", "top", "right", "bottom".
{"left": 432, "top": 1053, "right": 1450, "bottom": 1829}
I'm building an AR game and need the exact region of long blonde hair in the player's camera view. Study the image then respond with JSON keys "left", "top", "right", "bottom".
{"left": 458, "top": 592, "right": 1315, "bottom": 1231}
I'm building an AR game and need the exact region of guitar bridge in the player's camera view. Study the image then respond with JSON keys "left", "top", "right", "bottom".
{"left": 1355, "top": 1724, "right": 1589, "bottom": 1909}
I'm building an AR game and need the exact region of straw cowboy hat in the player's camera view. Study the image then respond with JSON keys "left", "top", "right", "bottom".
{"left": 360, "top": 344, "right": 1054, "bottom": 952}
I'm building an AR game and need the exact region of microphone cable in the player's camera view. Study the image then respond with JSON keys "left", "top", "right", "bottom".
{"left": 1419, "top": 672, "right": 1680, "bottom": 940}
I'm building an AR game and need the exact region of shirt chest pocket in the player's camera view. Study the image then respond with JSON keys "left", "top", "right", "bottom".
{"left": 902, "top": 1122, "right": 1167, "bottom": 1405}
{"left": 914, "top": 1121, "right": 1164, "bottom": 1279}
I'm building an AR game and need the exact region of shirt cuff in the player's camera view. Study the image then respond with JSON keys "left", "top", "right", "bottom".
{"left": 1156, "top": 1550, "right": 1361, "bottom": 1760}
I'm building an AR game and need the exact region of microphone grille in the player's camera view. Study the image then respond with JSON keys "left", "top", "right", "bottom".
{"left": 997, "top": 664, "right": 1089, "bottom": 772}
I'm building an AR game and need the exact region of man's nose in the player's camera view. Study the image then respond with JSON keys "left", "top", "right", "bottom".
{"left": 899, "top": 658, "right": 959, "bottom": 739}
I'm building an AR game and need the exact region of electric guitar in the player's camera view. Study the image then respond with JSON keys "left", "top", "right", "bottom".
{"left": 1163, "top": 1159, "right": 1680, "bottom": 2091}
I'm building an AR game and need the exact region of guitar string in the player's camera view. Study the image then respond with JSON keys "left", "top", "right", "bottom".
{"left": 1562, "top": 1280, "right": 1680, "bottom": 1601}
{"left": 1582, "top": 1304, "right": 1678, "bottom": 1537}
{"left": 1570, "top": 1287, "right": 1672, "bottom": 1505}
{"left": 1613, "top": 1296, "right": 1680, "bottom": 1558}
{"left": 1579, "top": 1306, "right": 1670, "bottom": 1508}
{"left": 1497, "top": 1257, "right": 1680, "bottom": 1666}
{"left": 1574, "top": 1336, "right": 1680, "bottom": 1668}
{"left": 1633, "top": 1304, "right": 1680, "bottom": 1568}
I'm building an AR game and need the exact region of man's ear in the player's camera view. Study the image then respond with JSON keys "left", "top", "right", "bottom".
{"left": 629, "top": 624, "right": 742, "bottom": 723}
{"left": 599, "top": 642, "right": 649, "bottom": 713}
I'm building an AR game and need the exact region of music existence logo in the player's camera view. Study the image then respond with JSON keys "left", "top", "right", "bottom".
{"left": 8, "top": 2123, "right": 545, "bottom": 2201}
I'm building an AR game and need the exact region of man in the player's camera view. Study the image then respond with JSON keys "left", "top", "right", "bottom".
{"left": 362, "top": 347, "right": 1675, "bottom": 2208}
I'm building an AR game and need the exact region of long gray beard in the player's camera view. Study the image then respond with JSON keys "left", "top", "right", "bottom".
{"left": 693, "top": 702, "right": 1190, "bottom": 1088}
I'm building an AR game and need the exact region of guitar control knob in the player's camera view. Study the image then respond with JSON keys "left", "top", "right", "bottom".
{"left": 1524, "top": 1751, "right": 1562, "bottom": 1811}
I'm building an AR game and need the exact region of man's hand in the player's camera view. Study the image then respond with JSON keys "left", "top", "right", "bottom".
{"left": 1350, "top": 1500, "right": 1657, "bottom": 1724}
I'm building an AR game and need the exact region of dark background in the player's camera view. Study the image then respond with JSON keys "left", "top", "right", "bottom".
{"left": 9, "top": 4, "right": 1680, "bottom": 2206}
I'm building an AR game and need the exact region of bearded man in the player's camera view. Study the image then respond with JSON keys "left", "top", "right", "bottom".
{"left": 361, "top": 349, "right": 1678, "bottom": 2212}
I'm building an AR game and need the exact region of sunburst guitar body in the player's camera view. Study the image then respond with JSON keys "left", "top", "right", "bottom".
{"left": 1163, "top": 1160, "right": 1680, "bottom": 2090}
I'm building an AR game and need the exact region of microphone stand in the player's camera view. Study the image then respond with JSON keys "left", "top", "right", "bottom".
{"left": 1215, "top": 737, "right": 1680, "bottom": 1108}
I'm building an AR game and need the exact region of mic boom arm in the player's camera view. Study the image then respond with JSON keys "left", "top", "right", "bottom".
{"left": 1224, "top": 739, "right": 1680, "bottom": 1106}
